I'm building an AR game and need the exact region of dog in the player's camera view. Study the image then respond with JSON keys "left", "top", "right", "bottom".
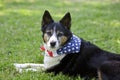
{"left": 14, "top": 10, "right": 120, "bottom": 80}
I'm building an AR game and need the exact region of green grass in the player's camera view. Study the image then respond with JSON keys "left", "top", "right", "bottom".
{"left": 0, "top": 0, "right": 120, "bottom": 80}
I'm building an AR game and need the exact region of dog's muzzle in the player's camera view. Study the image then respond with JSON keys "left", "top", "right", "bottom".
{"left": 50, "top": 41, "right": 56, "bottom": 48}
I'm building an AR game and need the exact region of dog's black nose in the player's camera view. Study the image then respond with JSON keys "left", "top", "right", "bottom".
{"left": 50, "top": 41, "right": 56, "bottom": 47}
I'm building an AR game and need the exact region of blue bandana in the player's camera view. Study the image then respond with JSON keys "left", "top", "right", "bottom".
{"left": 57, "top": 35, "right": 81, "bottom": 55}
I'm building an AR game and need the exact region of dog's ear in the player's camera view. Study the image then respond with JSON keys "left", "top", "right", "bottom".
{"left": 60, "top": 12, "right": 71, "bottom": 30}
{"left": 42, "top": 10, "right": 54, "bottom": 26}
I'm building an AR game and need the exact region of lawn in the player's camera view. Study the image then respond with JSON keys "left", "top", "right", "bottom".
{"left": 0, "top": 0, "right": 120, "bottom": 80}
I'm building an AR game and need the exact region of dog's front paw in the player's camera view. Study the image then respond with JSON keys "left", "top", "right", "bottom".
{"left": 14, "top": 63, "right": 45, "bottom": 73}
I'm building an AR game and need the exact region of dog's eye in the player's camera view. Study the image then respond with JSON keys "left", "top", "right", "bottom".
{"left": 58, "top": 32, "right": 63, "bottom": 37}
{"left": 46, "top": 32, "right": 52, "bottom": 36}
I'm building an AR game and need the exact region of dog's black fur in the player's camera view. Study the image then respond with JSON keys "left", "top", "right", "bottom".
{"left": 41, "top": 10, "right": 120, "bottom": 80}
{"left": 46, "top": 40, "right": 120, "bottom": 80}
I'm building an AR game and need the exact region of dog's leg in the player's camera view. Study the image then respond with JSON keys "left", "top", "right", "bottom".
{"left": 98, "top": 69, "right": 102, "bottom": 80}
{"left": 99, "top": 61, "right": 120, "bottom": 80}
{"left": 14, "top": 63, "right": 45, "bottom": 73}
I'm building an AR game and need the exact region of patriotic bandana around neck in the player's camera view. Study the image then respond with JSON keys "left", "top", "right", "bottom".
{"left": 57, "top": 35, "right": 81, "bottom": 55}
{"left": 40, "top": 35, "right": 81, "bottom": 57}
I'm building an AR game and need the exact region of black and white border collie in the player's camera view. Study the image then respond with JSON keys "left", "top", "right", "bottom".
{"left": 14, "top": 10, "right": 120, "bottom": 80}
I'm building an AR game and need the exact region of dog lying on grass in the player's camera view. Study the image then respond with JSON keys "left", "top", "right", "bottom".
{"left": 14, "top": 10, "right": 120, "bottom": 80}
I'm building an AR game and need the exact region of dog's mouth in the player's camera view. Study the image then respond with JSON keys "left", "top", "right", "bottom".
{"left": 48, "top": 46, "right": 58, "bottom": 51}
{"left": 49, "top": 47, "right": 59, "bottom": 51}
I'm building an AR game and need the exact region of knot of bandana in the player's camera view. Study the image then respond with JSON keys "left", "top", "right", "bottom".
{"left": 57, "top": 35, "right": 81, "bottom": 54}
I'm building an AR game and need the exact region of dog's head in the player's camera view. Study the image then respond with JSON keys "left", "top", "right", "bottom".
{"left": 41, "top": 10, "right": 72, "bottom": 51}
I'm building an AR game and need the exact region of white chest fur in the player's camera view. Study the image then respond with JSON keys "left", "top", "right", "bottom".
{"left": 44, "top": 54, "right": 66, "bottom": 69}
